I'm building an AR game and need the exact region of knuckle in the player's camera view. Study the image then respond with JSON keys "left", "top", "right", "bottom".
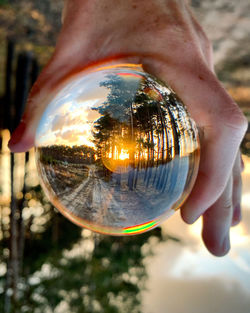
{"left": 221, "top": 201, "right": 233, "bottom": 216}
{"left": 233, "top": 174, "right": 242, "bottom": 189}
{"left": 200, "top": 31, "right": 212, "bottom": 51}
{"left": 221, "top": 105, "right": 248, "bottom": 137}
{"left": 191, "top": 15, "right": 213, "bottom": 55}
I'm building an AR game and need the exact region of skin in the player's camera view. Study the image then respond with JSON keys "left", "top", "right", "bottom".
{"left": 8, "top": 0, "right": 247, "bottom": 256}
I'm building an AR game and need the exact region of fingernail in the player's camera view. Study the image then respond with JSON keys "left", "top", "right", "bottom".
{"left": 181, "top": 204, "right": 201, "bottom": 224}
{"left": 182, "top": 212, "right": 200, "bottom": 224}
{"left": 189, "top": 213, "right": 201, "bottom": 224}
{"left": 8, "top": 121, "right": 27, "bottom": 147}
{"left": 232, "top": 204, "right": 242, "bottom": 226}
{"left": 222, "top": 235, "right": 230, "bottom": 255}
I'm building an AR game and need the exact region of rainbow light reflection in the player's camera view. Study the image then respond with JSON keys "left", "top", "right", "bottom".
{"left": 123, "top": 220, "right": 158, "bottom": 235}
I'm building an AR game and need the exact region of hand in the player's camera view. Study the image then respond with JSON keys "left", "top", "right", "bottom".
{"left": 8, "top": 0, "right": 247, "bottom": 256}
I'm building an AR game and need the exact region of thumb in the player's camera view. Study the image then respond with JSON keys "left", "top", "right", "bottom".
{"left": 8, "top": 0, "right": 81, "bottom": 153}
{"left": 8, "top": 56, "right": 64, "bottom": 152}
{"left": 7, "top": 52, "right": 140, "bottom": 152}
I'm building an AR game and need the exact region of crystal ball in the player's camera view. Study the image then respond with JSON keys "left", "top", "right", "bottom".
{"left": 35, "top": 64, "right": 200, "bottom": 235}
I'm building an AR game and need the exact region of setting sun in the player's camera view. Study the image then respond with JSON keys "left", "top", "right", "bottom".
{"left": 119, "top": 149, "right": 130, "bottom": 160}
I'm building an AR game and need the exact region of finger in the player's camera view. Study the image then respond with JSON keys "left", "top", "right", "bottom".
{"left": 231, "top": 150, "right": 243, "bottom": 226}
{"left": 202, "top": 175, "right": 233, "bottom": 257}
{"left": 145, "top": 59, "right": 248, "bottom": 224}
{"left": 8, "top": 57, "right": 63, "bottom": 152}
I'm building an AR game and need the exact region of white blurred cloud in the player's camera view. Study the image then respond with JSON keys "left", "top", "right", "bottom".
{"left": 141, "top": 156, "right": 250, "bottom": 313}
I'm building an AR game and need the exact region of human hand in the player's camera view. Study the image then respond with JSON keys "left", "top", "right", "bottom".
{"left": 8, "top": 0, "right": 247, "bottom": 256}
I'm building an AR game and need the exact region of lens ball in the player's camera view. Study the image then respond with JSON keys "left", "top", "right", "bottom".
{"left": 35, "top": 64, "right": 200, "bottom": 235}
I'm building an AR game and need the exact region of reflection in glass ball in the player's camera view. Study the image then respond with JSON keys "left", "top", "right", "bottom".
{"left": 35, "top": 64, "right": 200, "bottom": 235}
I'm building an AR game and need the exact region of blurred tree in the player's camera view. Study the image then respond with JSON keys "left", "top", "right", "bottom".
{"left": 0, "top": 201, "right": 165, "bottom": 313}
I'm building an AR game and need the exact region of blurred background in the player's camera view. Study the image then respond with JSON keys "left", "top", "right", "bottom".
{"left": 0, "top": 0, "right": 250, "bottom": 312}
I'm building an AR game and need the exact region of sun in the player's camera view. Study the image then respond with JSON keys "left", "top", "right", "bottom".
{"left": 119, "top": 149, "right": 130, "bottom": 160}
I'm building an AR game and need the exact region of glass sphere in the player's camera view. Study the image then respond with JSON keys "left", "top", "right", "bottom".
{"left": 35, "top": 64, "right": 200, "bottom": 235}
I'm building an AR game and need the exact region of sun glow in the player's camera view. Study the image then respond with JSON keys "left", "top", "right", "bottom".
{"left": 104, "top": 146, "right": 131, "bottom": 173}
{"left": 107, "top": 147, "right": 130, "bottom": 161}
{"left": 119, "top": 149, "right": 130, "bottom": 160}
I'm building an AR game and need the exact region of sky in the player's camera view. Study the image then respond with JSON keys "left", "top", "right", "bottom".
{"left": 141, "top": 155, "right": 250, "bottom": 313}
{"left": 35, "top": 71, "right": 109, "bottom": 148}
